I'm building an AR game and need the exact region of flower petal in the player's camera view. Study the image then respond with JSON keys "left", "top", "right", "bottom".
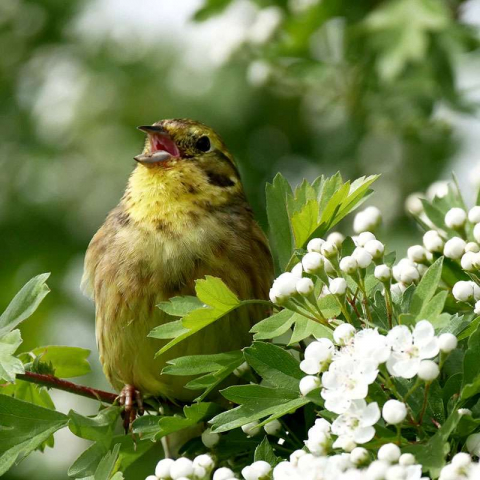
{"left": 387, "top": 325, "right": 412, "bottom": 351}
{"left": 353, "top": 426, "right": 375, "bottom": 444}
{"left": 413, "top": 320, "right": 435, "bottom": 347}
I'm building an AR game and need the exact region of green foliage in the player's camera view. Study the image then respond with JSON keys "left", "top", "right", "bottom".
{"left": 31, "top": 346, "right": 91, "bottom": 378}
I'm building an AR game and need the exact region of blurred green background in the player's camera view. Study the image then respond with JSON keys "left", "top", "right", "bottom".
{"left": 2, "top": 0, "right": 480, "bottom": 478}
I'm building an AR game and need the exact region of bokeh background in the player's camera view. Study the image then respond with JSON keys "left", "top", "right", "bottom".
{"left": 3, "top": 0, "right": 480, "bottom": 478}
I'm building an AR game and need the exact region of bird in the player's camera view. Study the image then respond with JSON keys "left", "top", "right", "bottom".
{"left": 81, "top": 118, "right": 273, "bottom": 430}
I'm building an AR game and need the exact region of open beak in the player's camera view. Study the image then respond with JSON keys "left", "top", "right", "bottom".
{"left": 134, "top": 125, "right": 181, "bottom": 164}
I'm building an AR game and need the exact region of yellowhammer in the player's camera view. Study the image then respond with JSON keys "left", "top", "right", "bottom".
{"left": 82, "top": 119, "right": 273, "bottom": 427}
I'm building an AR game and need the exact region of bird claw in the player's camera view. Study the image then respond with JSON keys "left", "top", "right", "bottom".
{"left": 118, "top": 384, "right": 144, "bottom": 433}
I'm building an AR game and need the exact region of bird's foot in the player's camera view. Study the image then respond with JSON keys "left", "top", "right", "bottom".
{"left": 118, "top": 384, "right": 144, "bottom": 433}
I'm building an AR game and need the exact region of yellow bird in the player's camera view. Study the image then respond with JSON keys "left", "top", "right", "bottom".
{"left": 82, "top": 119, "right": 273, "bottom": 425}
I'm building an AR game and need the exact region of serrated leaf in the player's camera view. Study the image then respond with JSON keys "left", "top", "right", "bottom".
{"left": 291, "top": 199, "right": 320, "bottom": 248}
{"left": 0, "top": 273, "right": 50, "bottom": 337}
{"left": 250, "top": 309, "right": 296, "bottom": 340}
{"left": 0, "top": 330, "right": 24, "bottom": 382}
{"left": 194, "top": 276, "right": 240, "bottom": 312}
{"left": 149, "top": 320, "right": 189, "bottom": 340}
{"left": 254, "top": 437, "right": 280, "bottom": 465}
{"left": 157, "top": 296, "right": 203, "bottom": 317}
{"left": 32, "top": 346, "right": 91, "bottom": 378}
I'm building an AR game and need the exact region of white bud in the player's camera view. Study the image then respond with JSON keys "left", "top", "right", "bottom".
{"left": 194, "top": 454, "right": 214, "bottom": 472}
{"left": 378, "top": 443, "right": 401, "bottom": 463}
{"left": 417, "top": 360, "right": 439, "bottom": 381}
{"left": 375, "top": 264, "right": 391, "bottom": 282}
{"left": 427, "top": 181, "right": 449, "bottom": 200}
{"left": 469, "top": 206, "right": 480, "bottom": 224}
{"left": 459, "top": 408, "right": 472, "bottom": 416}
{"left": 350, "top": 447, "right": 369, "bottom": 465}
{"left": 399, "top": 265, "right": 420, "bottom": 285}
{"left": 329, "top": 277, "right": 347, "bottom": 295}
{"left": 353, "top": 207, "right": 381, "bottom": 233}
{"left": 461, "top": 252, "right": 476, "bottom": 272}
{"left": 333, "top": 323, "right": 356, "bottom": 346}
{"left": 264, "top": 419, "right": 282, "bottom": 436}
{"left": 156, "top": 459, "right": 175, "bottom": 479}
{"left": 213, "top": 468, "right": 236, "bottom": 480}
{"left": 423, "top": 230, "right": 444, "bottom": 253}
{"left": 399, "top": 453, "right": 416, "bottom": 466}
{"left": 467, "top": 433, "right": 480, "bottom": 457}
{"left": 233, "top": 361, "right": 250, "bottom": 377}
{"left": 146, "top": 476, "right": 159, "bottom": 480}
{"left": 324, "top": 259, "right": 335, "bottom": 275}
{"left": 367, "top": 460, "right": 390, "bottom": 479}
{"left": 475, "top": 300, "right": 480, "bottom": 315}
{"left": 340, "top": 256, "right": 358, "bottom": 274}
{"left": 296, "top": 277, "right": 314, "bottom": 296}
{"left": 451, "top": 452, "right": 472, "bottom": 468}
{"left": 364, "top": 239, "right": 385, "bottom": 259}
{"left": 170, "top": 458, "right": 194, "bottom": 480}
{"left": 445, "top": 208, "right": 467, "bottom": 229}
{"left": 353, "top": 247, "right": 373, "bottom": 268}
{"left": 269, "top": 288, "right": 285, "bottom": 305}
{"left": 391, "top": 283, "right": 407, "bottom": 296}
{"left": 241, "top": 421, "right": 261, "bottom": 437}
{"left": 407, "top": 245, "right": 428, "bottom": 264}
{"left": 357, "top": 231, "right": 376, "bottom": 247}
{"left": 452, "top": 280, "right": 474, "bottom": 302}
{"left": 382, "top": 400, "right": 407, "bottom": 425}
{"left": 466, "top": 242, "right": 480, "bottom": 253}
{"left": 438, "top": 333, "right": 457, "bottom": 353}
{"left": 307, "top": 238, "right": 325, "bottom": 253}
{"left": 385, "top": 465, "right": 406, "bottom": 480}
{"left": 291, "top": 262, "right": 303, "bottom": 278}
{"left": 475, "top": 224, "right": 480, "bottom": 243}
{"left": 201, "top": 428, "right": 220, "bottom": 448}
{"left": 444, "top": 237, "right": 466, "bottom": 259}
{"left": 321, "top": 241, "right": 338, "bottom": 258}
{"left": 405, "top": 193, "right": 424, "bottom": 215}
{"left": 299, "top": 375, "right": 320, "bottom": 395}
{"left": 242, "top": 461, "right": 271, "bottom": 480}
{"left": 302, "top": 252, "right": 324, "bottom": 273}
{"left": 327, "top": 232, "right": 345, "bottom": 248}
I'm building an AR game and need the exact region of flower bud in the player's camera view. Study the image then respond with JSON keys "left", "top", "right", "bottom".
{"left": 378, "top": 443, "right": 401, "bottom": 463}
{"left": 382, "top": 400, "right": 407, "bottom": 425}
{"left": 452, "top": 280, "right": 474, "bottom": 302}
{"left": 444, "top": 237, "right": 466, "bottom": 259}
{"left": 438, "top": 333, "right": 457, "bottom": 353}
{"left": 327, "top": 232, "right": 345, "bottom": 248}
{"left": 307, "top": 238, "right": 325, "bottom": 253}
{"left": 374, "top": 264, "right": 391, "bottom": 282}
{"left": 364, "top": 239, "right": 385, "bottom": 259}
{"left": 399, "top": 265, "right": 419, "bottom": 285}
{"left": 353, "top": 207, "right": 381, "bottom": 234}
{"left": 427, "top": 181, "right": 449, "bottom": 199}
{"left": 291, "top": 262, "right": 303, "bottom": 278}
{"left": 213, "top": 468, "right": 236, "bottom": 480}
{"left": 194, "top": 454, "right": 214, "bottom": 472}
{"left": 466, "top": 242, "right": 480, "bottom": 253}
{"left": 423, "top": 230, "right": 444, "bottom": 253}
{"left": 407, "top": 245, "right": 428, "bottom": 264}
{"left": 155, "top": 459, "right": 175, "bottom": 479}
{"left": 333, "top": 323, "right": 356, "bottom": 346}
{"left": 350, "top": 447, "right": 369, "bottom": 465}
{"left": 461, "top": 252, "right": 476, "bottom": 272}
{"left": 242, "top": 461, "right": 271, "bottom": 480}
{"left": 467, "top": 433, "right": 480, "bottom": 457}
{"left": 233, "top": 361, "right": 250, "bottom": 377}
{"left": 445, "top": 207, "right": 467, "bottom": 229}
{"left": 399, "top": 453, "right": 416, "bottom": 466}
{"left": 452, "top": 452, "right": 472, "bottom": 468}
{"left": 296, "top": 278, "right": 314, "bottom": 296}
{"left": 324, "top": 259, "right": 335, "bottom": 275}
{"left": 353, "top": 247, "right": 373, "bottom": 268}
{"left": 241, "top": 421, "right": 261, "bottom": 437}
{"left": 201, "top": 428, "right": 220, "bottom": 448}
{"left": 321, "top": 241, "right": 338, "bottom": 258}
{"left": 170, "top": 458, "right": 194, "bottom": 480}
{"left": 302, "top": 252, "right": 324, "bottom": 273}
{"left": 391, "top": 283, "right": 407, "bottom": 296}
{"left": 299, "top": 375, "right": 320, "bottom": 395}
{"left": 475, "top": 300, "right": 480, "bottom": 315}
{"left": 357, "top": 231, "right": 376, "bottom": 247}
{"left": 417, "top": 360, "right": 439, "bottom": 381}
{"left": 264, "top": 419, "right": 282, "bottom": 436}
{"left": 405, "top": 193, "right": 424, "bottom": 215}
{"left": 340, "top": 256, "right": 358, "bottom": 274}
{"left": 469, "top": 206, "right": 480, "bottom": 224}
{"left": 329, "top": 277, "right": 347, "bottom": 295}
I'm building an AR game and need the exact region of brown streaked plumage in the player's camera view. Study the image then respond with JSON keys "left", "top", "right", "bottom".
{"left": 82, "top": 119, "right": 273, "bottom": 406}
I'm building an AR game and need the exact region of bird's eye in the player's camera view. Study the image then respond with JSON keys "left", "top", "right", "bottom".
{"left": 196, "top": 136, "right": 211, "bottom": 152}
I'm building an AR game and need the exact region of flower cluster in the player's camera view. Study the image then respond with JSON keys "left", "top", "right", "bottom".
{"left": 146, "top": 455, "right": 216, "bottom": 480}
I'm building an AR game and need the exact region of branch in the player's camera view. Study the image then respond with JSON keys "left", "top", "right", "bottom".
{"left": 17, "top": 371, "right": 118, "bottom": 404}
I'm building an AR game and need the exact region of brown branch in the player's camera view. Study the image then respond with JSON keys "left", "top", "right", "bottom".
{"left": 17, "top": 371, "right": 118, "bottom": 404}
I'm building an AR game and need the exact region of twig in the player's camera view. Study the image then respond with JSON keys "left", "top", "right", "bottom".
{"left": 17, "top": 371, "right": 118, "bottom": 404}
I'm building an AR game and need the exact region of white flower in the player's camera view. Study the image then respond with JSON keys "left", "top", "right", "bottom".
{"left": 445, "top": 208, "right": 467, "bottom": 229}
{"left": 331, "top": 399, "right": 380, "bottom": 445}
{"left": 340, "top": 256, "right": 358, "bottom": 274}
{"left": 170, "top": 458, "right": 194, "bottom": 480}
{"left": 242, "top": 461, "right": 271, "bottom": 480}
{"left": 327, "top": 232, "right": 345, "bottom": 248}
{"left": 264, "top": 419, "right": 282, "bottom": 436}
{"left": 302, "top": 252, "right": 324, "bottom": 273}
{"left": 405, "top": 193, "right": 424, "bottom": 215}
{"left": 364, "top": 240, "right": 385, "bottom": 259}
{"left": 452, "top": 452, "right": 472, "bottom": 469}
{"left": 382, "top": 400, "right": 407, "bottom": 425}
{"left": 466, "top": 242, "right": 480, "bottom": 253}
{"left": 378, "top": 443, "right": 401, "bottom": 463}
{"left": 469, "top": 206, "right": 480, "bottom": 224}
{"left": 467, "top": 433, "right": 480, "bottom": 457}
{"left": 201, "top": 428, "right": 220, "bottom": 448}
{"left": 305, "top": 420, "right": 332, "bottom": 455}
{"left": 329, "top": 277, "right": 347, "bottom": 295}
{"left": 213, "top": 468, "right": 236, "bottom": 480}
{"left": 248, "top": 7, "right": 283, "bottom": 45}
{"left": 444, "top": 237, "right": 466, "bottom": 259}
{"left": 417, "top": 360, "right": 439, "bottom": 381}
{"left": 334, "top": 323, "right": 356, "bottom": 346}
{"left": 156, "top": 459, "right": 175, "bottom": 479}
{"left": 353, "top": 207, "right": 381, "bottom": 233}
{"left": 194, "top": 455, "right": 214, "bottom": 473}
{"left": 438, "top": 333, "right": 457, "bottom": 353}
{"left": 357, "top": 231, "right": 376, "bottom": 247}
{"left": 299, "top": 375, "right": 320, "bottom": 396}
{"left": 427, "top": 181, "right": 449, "bottom": 199}
{"left": 307, "top": 238, "right": 325, "bottom": 253}
{"left": 300, "top": 338, "right": 334, "bottom": 374}
{"left": 321, "top": 240, "right": 338, "bottom": 258}
{"left": 423, "top": 230, "right": 444, "bottom": 253}
{"left": 375, "top": 264, "right": 391, "bottom": 282}
{"left": 146, "top": 476, "right": 159, "bottom": 480}
{"left": 350, "top": 447, "right": 369, "bottom": 465}
{"left": 452, "top": 280, "right": 474, "bottom": 302}
{"left": 367, "top": 460, "right": 390, "bottom": 479}
{"left": 386, "top": 321, "right": 439, "bottom": 379}
{"left": 407, "top": 245, "right": 428, "bottom": 264}
{"left": 242, "top": 421, "right": 261, "bottom": 437}
{"left": 353, "top": 247, "right": 373, "bottom": 268}
{"left": 462, "top": 252, "right": 476, "bottom": 272}
{"left": 353, "top": 328, "right": 391, "bottom": 365}
{"left": 296, "top": 278, "right": 314, "bottom": 296}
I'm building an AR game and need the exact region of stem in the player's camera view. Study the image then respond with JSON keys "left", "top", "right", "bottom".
{"left": 17, "top": 371, "right": 118, "bottom": 404}
{"left": 418, "top": 383, "right": 431, "bottom": 426}
{"left": 384, "top": 285, "right": 394, "bottom": 329}
{"left": 334, "top": 295, "right": 353, "bottom": 324}
{"left": 404, "top": 378, "right": 422, "bottom": 402}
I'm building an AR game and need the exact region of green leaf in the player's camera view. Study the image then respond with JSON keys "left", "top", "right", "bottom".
{"left": 157, "top": 296, "right": 203, "bottom": 317}
{"left": 461, "top": 323, "right": 480, "bottom": 399}
{"left": 31, "top": 346, "right": 91, "bottom": 378}
{"left": 291, "top": 199, "right": 320, "bottom": 248}
{"left": 193, "top": 276, "right": 240, "bottom": 312}
{"left": 0, "top": 330, "right": 24, "bottom": 382}
{"left": 149, "top": 320, "right": 189, "bottom": 340}
{"left": 250, "top": 309, "right": 296, "bottom": 340}
{"left": 0, "top": 273, "right": 50, "bottom": 337}
{"left": 69, "top": 442, "right": 107, "bottom": 479}
{"left": 244, "top": 342, "right": 303, "bottom": 391}
{"left": 289, "top": 317, "right": 333, "bottom": 344}
{"left": 254, "top": 437, "right": 280, "bottom": 465}
{"left": 0, "top": 395, "right": 68, "bottom": 476}
{"left": 266, "top": 174, "right": 294, "bottom": 271}
{"left": 458, "top": 316, "right": 480, "bottom": 341}
{"left": 418, "top": 290, "right": 447, "bottom": 322}
{"left": 93, "top": 443, "right": 121, "bottom": 480}
{"left": 193, "top": 0, "right": 233, "bottom": 21}
{"left": 410, "top": 257, "right": 443, "bottom": 318}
